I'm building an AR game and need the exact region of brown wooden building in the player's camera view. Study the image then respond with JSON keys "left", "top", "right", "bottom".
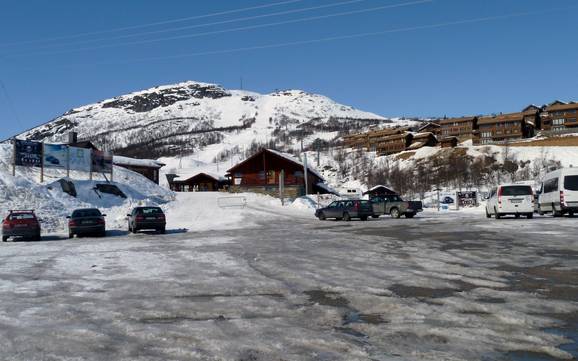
{"left": 416, "top": 122, "right": 441, "bottom": 136}
{"left": 408, "top": 132, "right": 438, "bottom": 150}
{"left": 439, "top": 116, "right": 478, "bottom": 139}
{"left": 376, "top": 133, "right": 413, "bottom": 156}
{"left": 113, "top": 156, "right": 165, "bottom": 184}
{"left": 168, "top": 172, "right": 228, "bottom": 192}
{"left": 227, "top": 148, "right": 334, "bottom": 198}
{"left": 440, "top": 136, "right": 459, "bottom": 148}
{"left": 541, "top": 101, "right": 578, "bottom": 134}
{"left": 342, "top": 127, "right": 410, "bottom": 152}
{"left": 474, "top": 111, "right": 536, "bottom": 145}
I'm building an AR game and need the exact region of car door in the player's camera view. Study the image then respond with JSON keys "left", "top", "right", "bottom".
{"left": 325, "top": 202, "right": 339, "bottom": 218}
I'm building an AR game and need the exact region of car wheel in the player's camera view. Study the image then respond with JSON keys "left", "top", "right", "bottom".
{"left": 343, "top": 213, "right": 351, "bottom": 222}
{"left": 318, "top": 212, "right": 326, "bottom": 221}
{"left": 569, "top": 211, "right": 575, "bottom": 218}
{"left": 485, "top": 209, "right": 491, "bottom": 218}
{"left": 68, "top": 232, "right": 74, "bottom": 239}
{"left": 371, "top": 215, "right": 379, "bottom": 219}
{"left": 159, "top": 228, "right": 166, "bottom": 234}
{"left": 2, "top": 236, "right": 8, "bottom": 242}
{"left": 405, "top": 213, "right": 415, "bottom": 219}
{"left": 527, "top": 213, "right": 534, "bottom": 219}
{"left": 360, "top": 216, "right": 368, "bottom": 221}
{"left": 515, "top": 214, "right": 520, "bottom": 219}
{"left": 99, "top": 231, "right": 106, "bottom": 237}
{"left": 390, "top": 208, "right": 401, "bottom": 219}
{"left": 33, "top": 234, "right": 41, "bottom": 242}
{"left": 495, "top": 209, "right": 501, "bottom": 219}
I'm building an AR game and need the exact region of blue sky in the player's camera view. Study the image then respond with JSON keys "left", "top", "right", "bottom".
{"left": 0, "top": 0, "right": 577, "bottom": 139}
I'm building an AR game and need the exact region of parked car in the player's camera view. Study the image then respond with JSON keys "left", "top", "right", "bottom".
{"left": 67, "top": 208, "right": 106, "bottom": 238}
{"left": 2, "top": 210, "right": 41, "bottom": 242}
{"left": 441, "top": 196, "right": 455, "bottom": 204}
{"left": 370, "top": 194, "right": 423, "bottom": 219}
{"left": 127, "top": 207, "right": 166, "bottom": 234}
{"left": 538, "top": 168, "right": 578, "bottom": 217}
{"left": 485, "top": 184, "right": 534, "bottom": 219}
{"left": 315, "top": 200, "right": 373, "bottom": 221}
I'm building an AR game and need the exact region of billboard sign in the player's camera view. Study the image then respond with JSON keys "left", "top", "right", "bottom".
{"left": 14, "top": 139, "right": 42, "bottom": 167}
{"left": 92, "top": 150, "right": 113, "bottom": 173}
{"left": 43, "top": 144, "right": 68, "bottom": 169}
{"left": 69, "top": 146, "right": 92, "bottom": 172}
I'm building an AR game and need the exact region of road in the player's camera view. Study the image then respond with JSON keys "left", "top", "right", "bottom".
{"left": 0, "top": 205, "right": 577, "bottom": 361}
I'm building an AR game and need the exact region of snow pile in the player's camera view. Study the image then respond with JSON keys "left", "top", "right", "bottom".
{"left": 0, "top": 144, "right": 173, "bottom": 233}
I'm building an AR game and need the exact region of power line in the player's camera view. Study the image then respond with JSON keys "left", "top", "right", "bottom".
{"left": 9, "top": 0, "right": 432, "bottom": 57}
{"left": 46, "top": 5, "right": 574, "bottom": 69}
{"left": 0, "top": 0, "right": 306, "bottom": 47}
{"left": 22, "top": 0, "right": 369, "bottom": 52}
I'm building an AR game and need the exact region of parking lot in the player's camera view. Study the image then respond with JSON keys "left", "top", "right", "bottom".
{"left": 0, "top": 207, "right": 577, "bottom": 361}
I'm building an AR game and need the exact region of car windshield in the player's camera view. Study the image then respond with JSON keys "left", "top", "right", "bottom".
{"left": 139, "top": 208, "right": 163, "bottom": 215}
{"left": 9, "top": 213, "right": 35, "bottom": 220}
{"left": 358, "top": 200, "right": 371, "bottom": 206}
{"left": 564, "top": 175, "right": 578, "bottom": 191}
{"left": 501, "top": 186, "right": 532, "bottom": 196}
{"left": 72, "top": 209, "right": 101, "bottom": 218}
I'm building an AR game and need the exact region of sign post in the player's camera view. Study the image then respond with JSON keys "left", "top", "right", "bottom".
{"left": 40, "top": 144, "right": 44, "bottom": 183}
{"left": 279, "top": 170, "right": 285, "bottom": 206}
{"left": 66, "top": 146, "right": 70, "bottom": 178}
{"left": 303, "top": 153, "right": 309, "bottom": 196}
{"left": 12, "top": 138, "right": 16, "bottom": 177}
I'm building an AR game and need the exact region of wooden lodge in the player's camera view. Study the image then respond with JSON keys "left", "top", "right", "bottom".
{"left": 113, "top": 156, "right": 165, "bottom": 185}
{"left": 439, "top": 136, "right": 459, "bottom": 148}
{"left": 541, "top": 101, "right": 578, "bottom": 134}
{"left": 342, "top": 127, "right": 410, "bottom": 152}
{"left": 439, "top": 116, "right": 478, "bottom": 140}
{"left": 363, "top": 185, "right": 398, "bottom": 197}
{"left": 408, "top": 132, "right": 438, "bottom": 150}
{"left": 474, "top": 111, "right": 536, "bottom": 145}
{"left": 416, "top": 122, "right": 441, "bottom": 136}
{"left": 168, "top": 172, "right": 228, "bottom": 192}
{"left": 226, "top": 148, "right": 335, "bottom": 199}
{"left": 376, "top": 132, "right": 413, "bottom": 156}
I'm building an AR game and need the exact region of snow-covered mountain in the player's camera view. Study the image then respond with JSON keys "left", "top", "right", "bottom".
{"left": 19, "top": 81, "right": 408, "bottom": 160}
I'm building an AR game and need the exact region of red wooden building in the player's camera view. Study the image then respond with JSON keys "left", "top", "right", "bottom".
{"left": 227, "top": 148, "right": 335, "bottom": 198}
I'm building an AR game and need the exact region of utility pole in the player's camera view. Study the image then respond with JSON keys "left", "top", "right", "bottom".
{"left": 303, "top": 152, "right": 309, "bottom": 196}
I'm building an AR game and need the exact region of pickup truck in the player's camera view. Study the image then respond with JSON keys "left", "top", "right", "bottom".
{"left": 369, "top": 194, "right": 423, "bottom": 219}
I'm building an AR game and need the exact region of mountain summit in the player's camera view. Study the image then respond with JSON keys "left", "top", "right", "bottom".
{"left": 20, "top": 81, "right": 392, "bottom": 159}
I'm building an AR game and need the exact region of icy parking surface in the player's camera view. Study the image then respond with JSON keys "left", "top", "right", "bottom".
{"left": 0, "top": 194, "right": 577, "bottom": 361}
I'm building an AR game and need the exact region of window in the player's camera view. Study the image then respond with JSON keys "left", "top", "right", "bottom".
{"left": 544, "top": 178, "right": 559, "bottom": 193}
{"left": 9, "top": 213, "right": 35, "bottom": 220}
{"left": 564, "top": 176, "right": 578, "bottom": 191}
{"left": 567, "top": 118, "right": 577, "bottom": 123}
{"left": 553, "top": 118, "right": 565, "bottom": 125}
{"left": 500, "top": 186, "right": 532, "bottom": 196}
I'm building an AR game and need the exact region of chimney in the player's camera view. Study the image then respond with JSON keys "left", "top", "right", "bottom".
{"left": 68, "top": 132, "right": 78, "bottom": 145}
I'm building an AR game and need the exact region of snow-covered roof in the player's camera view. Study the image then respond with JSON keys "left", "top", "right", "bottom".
{"left": 173, "top": 171, "right": 227, "bottom": 182}
{"left": 267, "top": 149, "right": 325, "bottom": 180}
{"left": 363, "top": 185, "right": 397, "bottom": 195}
{"left": 408, "top": 141, "right": 425, "bottom": 150}
{"left": 314, "top": 182, "right": 339, "bottom": 195}
{"left": 113, "top": 156, "right": 165, "bottom": 169}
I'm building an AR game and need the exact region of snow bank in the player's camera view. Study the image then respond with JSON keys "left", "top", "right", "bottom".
{"left": 0, "top": 144, "right": 174, "bottom": 233}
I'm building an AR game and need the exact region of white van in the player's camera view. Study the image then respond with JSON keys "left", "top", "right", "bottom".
{"left": 486, "top": 184, "right": 534, "bottom": 219}
{"left": 538, "top": 168, "right": 578, "bottom": 217}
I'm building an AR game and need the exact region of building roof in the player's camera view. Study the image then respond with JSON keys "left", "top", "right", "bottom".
{"left": 378, "top": 133, "right": 412, "bottom": 142}
{"left": 440, "top": 136, "right": 458, "bottom": 142}
{"left": 412, "top": 132, "right": 436, "bottom": 140}
{"left": 545, "top": 102, "right": 578, "bottom": 112}
{"left": 172, "top": 172, "right": 226, "bottom": 183}
{"left": 363, "top": 185, "right": 397, "bottom": 196}
{"left": 439, "top": 116, "right": 477, "bottom": 125}
{"left": 478, "top": 112, "right": 524, "bottom": 125}
{"left": 417, "top": 122, "right": 440, "bottom": 132}
{"left": 113, "top": 156, "right": 165, "bottom": 169}
{"left": 227, "top": 148, "right": 324, "bottom": 181}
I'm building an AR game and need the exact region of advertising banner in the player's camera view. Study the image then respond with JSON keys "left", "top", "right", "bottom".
{"left": 43, "top": 144, "right": 68, "bottom": 169}
{"left": 91, "top": 150, "right": 113, "bottom": 173}
{"left": 14, "top": 139, "right": 42, "bottom": 167}
{"left": 68, "top": 146, "right": 92, "bottom": 172}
